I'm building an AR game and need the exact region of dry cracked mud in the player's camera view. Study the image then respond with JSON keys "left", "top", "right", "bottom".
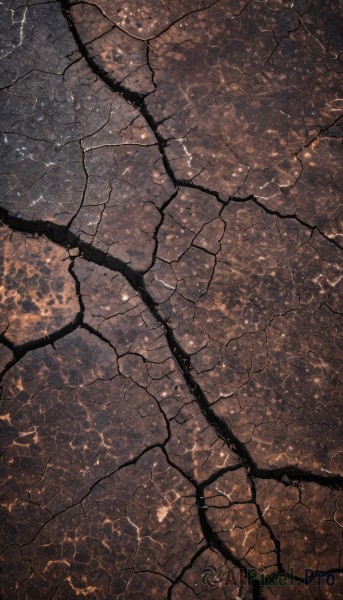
{"left": 0, "top": 1, "right": 342, "bottom": 599}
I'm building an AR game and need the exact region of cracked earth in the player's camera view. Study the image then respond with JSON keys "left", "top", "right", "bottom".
{"left": 0, "top": 0, "right": 342, "bottom": 599}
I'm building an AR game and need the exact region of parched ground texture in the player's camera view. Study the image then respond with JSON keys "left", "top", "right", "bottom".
{"left": 0, "top": 1, "right": 342, "bottom": 599}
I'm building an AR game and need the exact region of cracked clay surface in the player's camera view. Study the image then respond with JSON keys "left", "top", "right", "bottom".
{"left": 0, "top": 1, "right": 342, "bottom": 599}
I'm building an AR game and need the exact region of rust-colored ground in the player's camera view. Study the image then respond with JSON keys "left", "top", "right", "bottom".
{"left": 0, "top": 1, "right": 342, "bottom": 599}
